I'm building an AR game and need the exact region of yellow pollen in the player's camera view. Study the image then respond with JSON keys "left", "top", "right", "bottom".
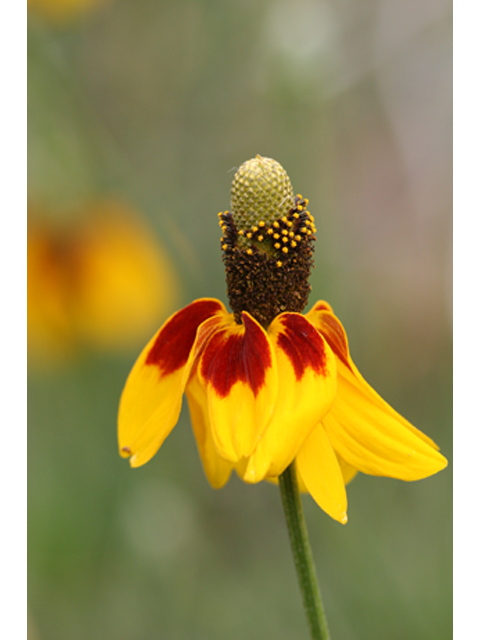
{"left": 282, "top": 246, "right": 288, "bottom": 254}
{"left": 274, "top": 243, "right": 281, "bottom": 250}
{"left": 293, "top": 212, "right": 299, "bottom": 218}
{"left": 297, "top": 194, "right": 303, "bottom": 199}
{"left": 304, "top": 198, "right": 309, "bottom": 206}
{"left": 252, "top": 226, "right": 258, "bottom": 233}
{"left": 246, "top": 248, "right": 253, "bottom": 255}
{"left": 273, "top": 221, "right": 280, "bottom": 228}
{"left": 267, "top": 228, "right": 273, "bottom": 235}
{"left": 295, "top": 235, "right": 301, "bottom": 242}
{"left": 257, "top": 235, "right": 264, "bottom": 242}
{"left": 300, "top": 227, "right": 307, "bottom": 233}
{"left": 273, "top": 233, "right": 280, "bottom": 240}
{"left": 238, "top": 229, "right": 244, "bottom": 236}
{"left": 246, "top": 232, "right": 252, "bottom": 239}
{"left": 282, "top": 236, "right": 288, "bottom": 243}
{"left": 222, "top": 244, "right": 228, "bottom": 250}
{"left": 259, "top": 221, "right": 265, "bottom": 227}
{"left": 286, "top": 220, "right": 293, "bottom": 227}
{"left": 307, "top": 230, "right": 312, "bottom": 235}
{"left": 276, "top": 261, "right": 282, "bottom": 267}
{"left": 281, "top": 229, "right": 288, "bottom": 235}
{"left": 290, "top": 241, "right": 297, "bottom": 248}
{"left": 289, "top": 231, "right": 294, "bottom": 238}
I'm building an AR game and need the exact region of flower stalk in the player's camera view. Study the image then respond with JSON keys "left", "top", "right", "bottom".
{"left": 279, "top": 462, "right": 331, "bottom": 640}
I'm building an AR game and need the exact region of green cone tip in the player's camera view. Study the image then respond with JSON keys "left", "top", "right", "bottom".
{"left": 230, "top": 155, "right": 295, "bottom": 231}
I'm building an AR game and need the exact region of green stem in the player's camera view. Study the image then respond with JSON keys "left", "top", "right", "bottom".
{"left": 279, "top": 462, "right": 331, "bottom": 640}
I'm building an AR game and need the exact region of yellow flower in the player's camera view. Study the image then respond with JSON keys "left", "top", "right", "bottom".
{"left": 28, "top": 200, "right": 179, "bottom": 365}
{"left": 118, "top": 157, "right": 447, "bottom": 524}
{"left": 118, "top": 297, "right": 447, "bottom": 524}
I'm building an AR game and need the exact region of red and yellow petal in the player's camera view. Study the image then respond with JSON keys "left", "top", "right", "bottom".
{"left": 297, "top": 425, "right": 348, "bottom": 524}
{"left": 243, "top": 313, "right": 337, "bottom": 482}
{"left": 308, "top": 300, "right": 447, "bottom": 479}
{"left": 118, "top": 298, "right": 225, "bottom": 467}
{"left": 307, "top": 300, "right": 441, "bottom": 449}
{"left": 185, "top": 370, "right": 233, "bottom": 489}
{"left": 195, "top": 311, "right": 278, "bottom": 463}
{"left": 323, "top": 359, "right": 448, "bottom": 480}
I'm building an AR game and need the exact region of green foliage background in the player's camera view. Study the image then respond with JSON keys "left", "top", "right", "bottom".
{"left": 28, "top": 1, "right": 452, "bottom": 638}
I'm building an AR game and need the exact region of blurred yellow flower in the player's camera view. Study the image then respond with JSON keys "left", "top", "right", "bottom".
{"left": 28, "top": 201, "right": 179, "bottom": 366}
{"left": 28, "top": 0, "right": 111, "bottom": 23}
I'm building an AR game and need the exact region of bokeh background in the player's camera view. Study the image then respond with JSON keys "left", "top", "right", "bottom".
{"left": 27, "top": 0, "right": 452, "bottom": 638}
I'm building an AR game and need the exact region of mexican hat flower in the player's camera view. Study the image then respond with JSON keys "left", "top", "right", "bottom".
{"left": 118, "top": 156, "right": 447, "bottom": 524}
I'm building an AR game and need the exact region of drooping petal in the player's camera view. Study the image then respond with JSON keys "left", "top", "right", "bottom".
{"left": 322, "top": 358, "right": 448, "bottom": 480}
{"left": 243, "top": 313, "right": 337, "bottom": 482}
{"left": 307, "top": 300, "right": 447, "bottom": 479}
{"left": 297, "top": 425, "right": 348, "bottom": 524}
{"left": 118, "top": 298, "right": 226, "bottom": 467}
{"left": 185, "top": 370, "right": 233, "bottom": 489}
{"left": 196, "top": 311, "right": 278, "bottom": 463}
{"left": 307, "top": 300, "right": 441, "bottom": 449}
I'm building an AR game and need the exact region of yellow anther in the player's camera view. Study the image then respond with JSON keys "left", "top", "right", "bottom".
{"left": 259, "top": 221, "right": 265, "bottom": 227}
{"left": 246, "top": 232, "right": 252, "bottom": 239}
{"left": 297, "top": 194, "right": 303, "bottom": 200}
{"left": 274, "top": 243, "right": 281, "bottom": 250}
{"left": 290, "top": 241, "right": 297, "bottom": 248}
{"left": 276, "top": 261, "right": 282, "bottom": 267}
{"left": 307, "top": 229, "right": 312, "bottom": 235}
{"left": 246, "top": 248, "right": 253, "bottom": 255}
{"left": 273, "top": 233, "right": 280, "bottom": 240}
{"left": 222, "top": 244, "right": 228, "bottom": 250}
{"left": 282, "top": 236, "right": 288, "bottom": 243}
{"left": 273, "top": 221, "right": 280, "bottom": 228}
{"left": 238, "top": 229, "right": 244, "bottom": 235}
{"left": 304, "top": 198, "right": 309, "bottom": 206}
{"left": 252, "top": 226, "right": 258, "bottom": 233}
{"left": 281, "top": 229, "right": 288, "bottom": 235}
{"left": 295, "top": 235, "right": 301, "bottom": 242}
{"left": 257, "top": 235, "right": 264, "bottom": 242}
{"left": 286, "top": 220, "right": 293, "bottom": 227}
{"left": 281, "top": 216, "right": 288, "bottom": 223}
{"left": 300, "top": 227, "right": 307, "bottom": 233}
{"left": 282, "top": 246, "right": 289, "bottom": 254}
{"left": 289, "top": 231, "right": 294, "bottom": 238}
{"left": 293, "top": 212, "right": 299, "bottom": 218}
{"left": 267, "top": 228, "right": 273, "bottom": 235}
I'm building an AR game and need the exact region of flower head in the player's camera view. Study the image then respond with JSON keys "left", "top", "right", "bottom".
{"left": 118, "top": 156, "right": 447, "bottom": 524}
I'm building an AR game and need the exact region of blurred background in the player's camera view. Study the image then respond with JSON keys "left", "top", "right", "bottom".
{"left": 27, "top": 0, "right": 452, "bottom": 638}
